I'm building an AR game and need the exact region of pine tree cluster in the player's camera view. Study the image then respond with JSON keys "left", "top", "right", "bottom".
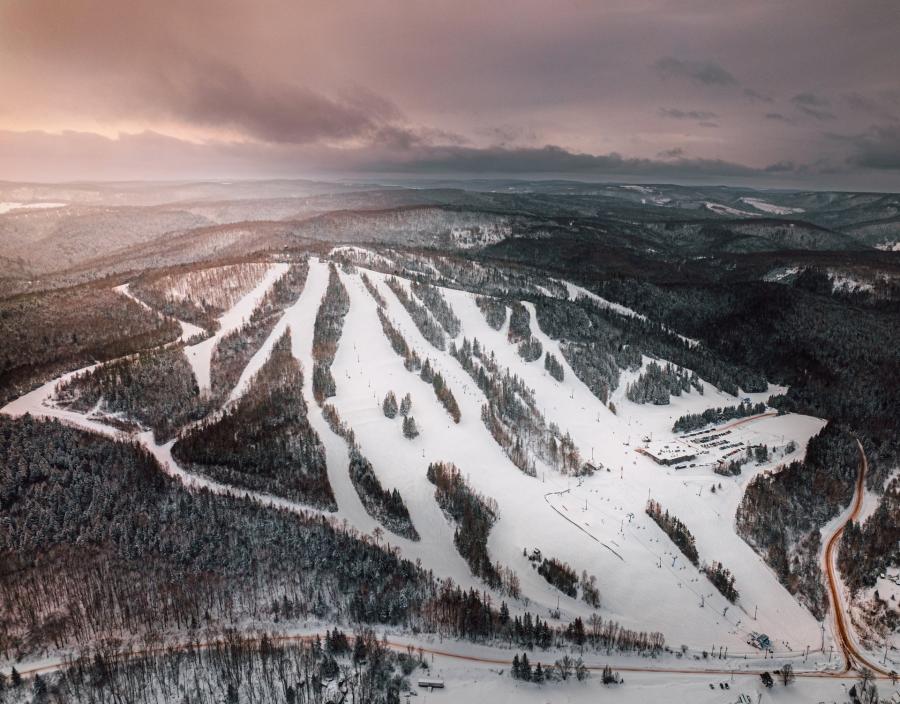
{"left": 385, "top": 277, "right": 446, "bottom": 350}
{"left": 311, "top": 264, "right": 351, "bottom": 403}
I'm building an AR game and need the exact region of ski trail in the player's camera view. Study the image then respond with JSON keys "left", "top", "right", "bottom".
{"left": 115, "top": 283, "right": 205, "bottom": 342}
{"left": 282, "top": 259, "right": 422, "bottom": 549}
{"left": 185, "top": 262, "right": 289, "bottom": 392}
{"left": 363, "top": 268, "right": 626, "bottom": 618}
{"left": 329, "top": 268, "right": 481, "bottom": 587}
{"left": 562, "top": 281, "right": 700, "bottom": 348}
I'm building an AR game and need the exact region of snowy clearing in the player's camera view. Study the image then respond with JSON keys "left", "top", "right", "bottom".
{"left": 740, "top": 197, "right": 805, "bottom": 215}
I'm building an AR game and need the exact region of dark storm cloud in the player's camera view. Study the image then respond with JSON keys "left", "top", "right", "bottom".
{"left": 148, "top": 62, "right": 397, "bottom": 144}
{"left": 791, "top": 93, "right": 836, "bottom": 121}
{"left": 843, "top": 93, "right": 899, "bottom": 122}
{"left": 654, "top": 57, "right": 737, "bottom": 87}
{"left": 743, "top": 89, "right": 774, "bottom": 103}
{"left": 764, "top": 161, "right": 804, "bottom": 174}
{"left": 0, "top": 129, "right": 787, "bottom": 183}
{"left": 362, "top": 143, "right": 766, "bottom": 179}
{"left": 765, "top": 113, "right": 794, "bottom": 124}
{"left": 657, "top": 148, "right": 685, "bottom": 159}
{"left": 658, "top": 108, "right": 718, "bottom": 121}
{"left": 831, "top": 125, "right": 900, "bottom": 170}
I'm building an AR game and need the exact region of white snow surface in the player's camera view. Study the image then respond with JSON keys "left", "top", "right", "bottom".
{"left": 0, "top": 201, "right": 67, "bottom": 214}
{"left": 704, "top": 202, "right": 760, "bottom": 217}
{"left": 740, "top": 197, "right": 805, "bottom": 215}
{"left": 828, "top": 271, "right": 875, "bottom": 293}
{"left": 763, "top": 266, "right": 801, "bottom": 283}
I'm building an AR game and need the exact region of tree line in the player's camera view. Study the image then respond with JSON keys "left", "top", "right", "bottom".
{"left": 311, "top": 263, "right": 350, "bottom": 403}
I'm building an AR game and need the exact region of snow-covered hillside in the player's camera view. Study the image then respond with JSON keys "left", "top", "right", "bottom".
{"left": 1, "top": 252, "right": 843, "bottom": 670}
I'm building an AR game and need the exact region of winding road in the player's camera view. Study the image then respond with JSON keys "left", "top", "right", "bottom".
{"left": 822, "top": 439, "right": 893, "bottom": 677}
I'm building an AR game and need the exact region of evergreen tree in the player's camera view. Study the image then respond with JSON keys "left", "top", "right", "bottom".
{"left": 33, "top": 674, "right": 48, "bottom": 703}
{"left": 544, "top": 352, "right": 565, "bottom": 381}
{"left": 353, "top": 635, "right": 368, "bottom": 664}
{"left": 382, "top": 391, "right": 398, "bottom": 418}
{"left": 402, "top": 415, "right": 419, "bottom": 439}
{"left": 520, "top": 653, "right": 532, "bottom": 682}
{"left": 400, "top": 392, "right": 412, "bottom": 416}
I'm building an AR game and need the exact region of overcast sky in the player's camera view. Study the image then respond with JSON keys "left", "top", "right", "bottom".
{"left": 1, "top": 0, "right": 899, "bottom": 190}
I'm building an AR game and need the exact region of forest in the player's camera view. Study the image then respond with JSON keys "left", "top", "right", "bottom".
{"left": 384, "top": 277, "right": 446, "bottom": 350}
{"left": 673, "top": 401, "right": 767, "bottom": 433}
{"left": 1, "top": 630, "right": 422, "bottom": 704}
{"left": 130, "top": 261, "right": 271, "bottom": 333}
{"left": 475, "top": 294, "right": 506, "bottom": 330}
{"left": 736, "top": 423, "right": 858, "bottom": 617}
{"left": 173, "top": 330, "right": 337, "bottom": 510}
{"left": 534, "top": 293, "right": 765, "bottom": 404}
{"left": 838, "top": 477, "right": 900, "bottom": 594}
{"left": 411, "top": 280, "right": 461, "bottom": 337}
{"left": 55, "top": 347, "right": 212, "bottom": 443}
{"left": 626, "top": 361, "right": 702, "bottom": 406}
{"left": 0, "top": 415, "right": 431, "bottom": 659}
{"left": 0, "top": 282, "right": 180, "bottom": 406}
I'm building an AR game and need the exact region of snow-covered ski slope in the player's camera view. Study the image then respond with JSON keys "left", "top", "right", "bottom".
{"left": 1, "top": 254, "right": 834, "bottom": 660}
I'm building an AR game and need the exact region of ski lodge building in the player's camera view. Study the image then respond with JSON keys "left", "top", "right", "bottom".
{"left": 639, "top": 439, "right": 698, "bottom": 466}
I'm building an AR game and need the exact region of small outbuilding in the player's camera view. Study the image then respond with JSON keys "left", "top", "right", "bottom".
{"left": 418, "top": 678, "right": 445, "bottom": 690}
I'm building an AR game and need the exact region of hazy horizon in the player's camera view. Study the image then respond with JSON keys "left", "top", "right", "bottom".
{"left": 1, "top": 0, "right": 899, "bottom": 190}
